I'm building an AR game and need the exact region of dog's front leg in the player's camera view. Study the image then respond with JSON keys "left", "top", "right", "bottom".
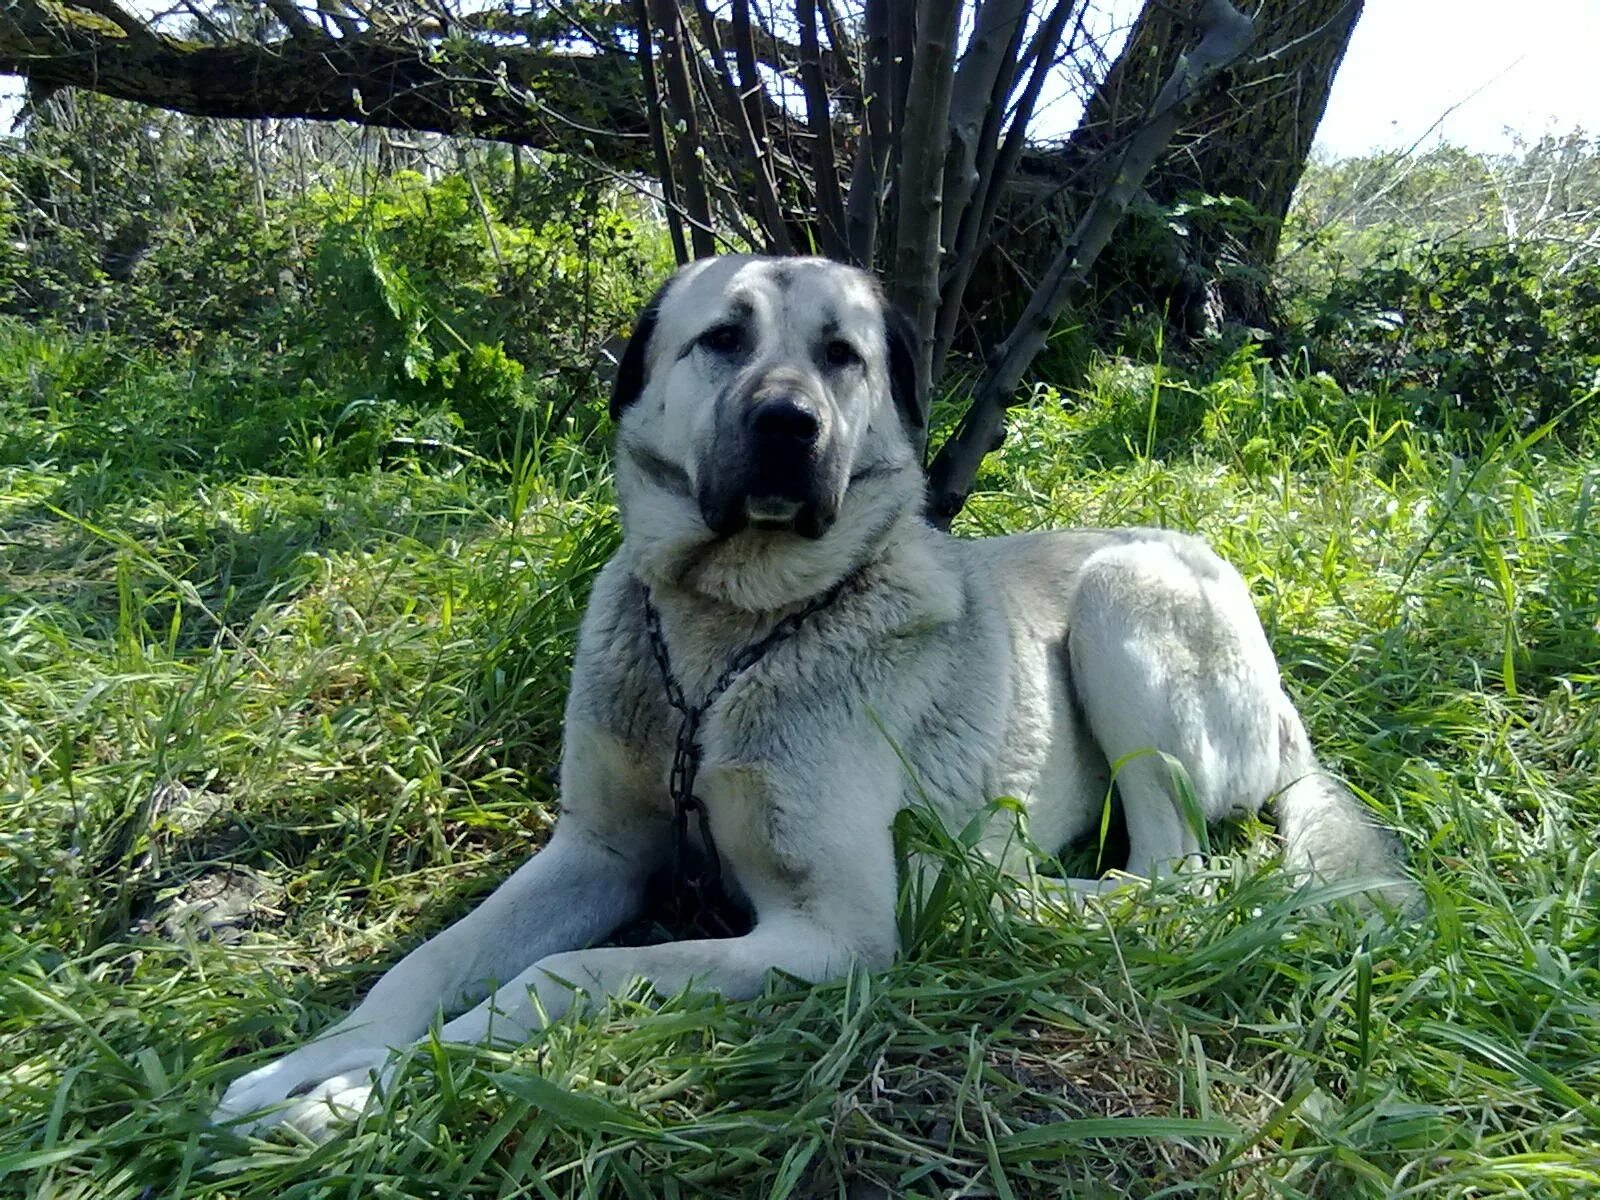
{"left": 264, "top": 905, "right": 886, "bottom": 1142}
{"left": 434, "top": 739, "right": 906, "bottom": 1042}
{"left": 213, "top": 722, "right": 666, "bottom": 1133}
{"left": 440, "top": 912, "right": 888, "bottom": 1044}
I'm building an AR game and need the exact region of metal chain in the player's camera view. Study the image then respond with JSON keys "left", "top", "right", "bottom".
{"left": 642, "top": 574, "right": 855, "bottom": 932}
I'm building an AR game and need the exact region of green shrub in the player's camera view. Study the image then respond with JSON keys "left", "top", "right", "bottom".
{"left": 2, "top": 96, "right": 670, "bottom": 465}
{"left": 1, "top": 156, "right": 669, "bottom": 475}
{"left": 1292, "top": 243, "right": 1600, "bottom": 439}
{"left": 286, "top": 166, "right": 667, "bottom": 456}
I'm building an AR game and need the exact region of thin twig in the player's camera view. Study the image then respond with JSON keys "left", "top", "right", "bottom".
{"left": 798, "top": 0, "right": 847, "bottom": 258}
{"left": 633, "top": 0, "right": 688, "bottom": 263}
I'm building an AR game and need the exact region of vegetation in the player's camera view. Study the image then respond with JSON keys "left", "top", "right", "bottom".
{"left": 1281, "top": 137, "right": 1600, "bottom": 439}
{"left": 2, "top": 0, "right": 1370, "bottom": 521}
{"left": 3, "top": 86, "right": 1600, "bottom": 1198}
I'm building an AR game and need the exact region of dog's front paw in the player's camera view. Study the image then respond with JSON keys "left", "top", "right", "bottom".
{"left": 213, "top": 1040, "right": 390, "bottom": 1136}
{"left": 268, "top": 1073, "right": 380, "bottom": 1142}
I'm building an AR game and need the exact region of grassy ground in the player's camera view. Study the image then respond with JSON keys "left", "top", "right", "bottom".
{"left": 2, "top": 334, "right": 1598, "bottom": 1198}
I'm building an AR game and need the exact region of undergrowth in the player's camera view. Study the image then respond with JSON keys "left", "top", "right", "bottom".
{"left": 2, "top": 333, "right": 1598, "bottom": 1198}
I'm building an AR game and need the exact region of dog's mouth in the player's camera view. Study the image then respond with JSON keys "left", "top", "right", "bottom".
{"left": 744, "top": 494, "right": 837, "bottom": 539}
{"left": 746, "top": 496, "right": 804, "bottom": 531}
{"left": 698, "top": 491, "right": 836, "bottom": 540}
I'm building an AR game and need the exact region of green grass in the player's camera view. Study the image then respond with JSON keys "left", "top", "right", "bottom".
{"left": 2, "top": 337, "right": 1598, "bottom": 1198}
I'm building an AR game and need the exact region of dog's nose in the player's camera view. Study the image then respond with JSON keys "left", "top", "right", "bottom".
{"left": 749, "top": 396, "right": 821, "bottom": 447}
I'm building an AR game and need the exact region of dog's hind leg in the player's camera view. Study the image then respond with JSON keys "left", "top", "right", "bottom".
{"left": 1063, "top": 535, "right": 1285, "bottom": 882}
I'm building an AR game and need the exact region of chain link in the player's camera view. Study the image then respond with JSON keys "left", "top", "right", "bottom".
{"left": 642, "top": 574, "right": 855, "bottom": 933}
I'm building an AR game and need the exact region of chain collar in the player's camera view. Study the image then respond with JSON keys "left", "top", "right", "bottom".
{"left": 641, "top": 574, "right": 855, "bottom": 934}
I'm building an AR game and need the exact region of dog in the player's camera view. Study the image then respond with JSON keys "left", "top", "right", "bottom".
{"left": 214, "top": 254, "right": 1404, "bottom": 1137}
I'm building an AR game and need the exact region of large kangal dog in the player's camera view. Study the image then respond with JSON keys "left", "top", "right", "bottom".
{"left": 216, "top": 255, "right": 1404, "bottom": 1137}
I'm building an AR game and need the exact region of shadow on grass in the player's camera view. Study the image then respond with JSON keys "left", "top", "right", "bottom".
{"left": 2, "top": 463, "right": 502, "bottom": 651}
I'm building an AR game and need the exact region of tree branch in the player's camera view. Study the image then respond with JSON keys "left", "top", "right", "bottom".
{"left": 649, "top": 0, "right": 717, "bottom": 257}
{"left": 262, "top": 0, "right": 317, "bottom": 38}
{"left": 65, "top": 0, "right": 157, "bottom": 46}
{"left": 925, "top": 0, "right": 1255, "bottom": 523}
{"left": 844, "top": 0, "right": 892, "bottom": 266}
{"left": 934, "top": 0, "right": 1080, "bottom": 375}
{"left": 940, "top": 0, "right": 1033, "bottom": 258}
{"left": 690, "top": 0, "right": 793, "bottom": 254}
{"left": 729, "top": 0, "right": 799, "bottom": 254}
{"left": 889, "top": 0, "right": 963, "bottom": 416}
{"left": 633, "top": 0, "right": 688, "bottom": 263}
{"left": 798, "top": 0, "right": 847, "bottom": 258}
{"left": 0, "top": 1, "right": 655, "bottom": 169}
{"left": 887, "top": 1, "right": 915, "bottom": 180}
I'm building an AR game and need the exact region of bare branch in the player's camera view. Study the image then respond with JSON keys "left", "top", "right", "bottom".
{"left": 934, "top": 0, "right": 1080, "bottom": 374}
{"left": 818, "top": 0, "right": 852, "bottom": 57}
{"left": 729, "top": 0, "right": 768, "bottom": 149}
{"left": 649, "top": 0, "right": 717, "bottom": 257}
{"left": 798, "top": 0, "right": 846, "bottom": 258}
{"left": 730, "top": 0, "right": 788, "bottom": 239}
{"left": 312, "top": 1, "right": 363, "bottom": 39}
{"left": 844, "top": 0, "right": 892, "bottom": 265}
{"left": 940, "top": 0, "right": 1033, "bottom": 257}
{"left": 926, "top": 0, "right": 1256, "bottom": 522}
{"left": 690, "top": 0, "right": 793, "bottom": 253}
{"left": 889, "top": 0, "right": 964, "bottom": 408}
{"left": 887, "top": 1, "right": 915, "bottom": 175}
{"left": 177, "top": 0, "right": 229, "bottom": 42}
{"left": 633, "top": 0, "right": 688, "bottom": 263}
{"left": 0, "top": 1, "right": 657, "bottom": 168}
{"left": 263, "top": 0, "right": 317, "bottom": 38}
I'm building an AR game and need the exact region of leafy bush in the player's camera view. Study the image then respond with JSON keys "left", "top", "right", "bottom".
{"left": 274, "top": 165, "right": 666, "bottom": 456}
{"left": 3, "top": 135, "right": 669, "bottom": 471}
{"left": 1277, "top": 137, "right": 1600, "bottom": 442}
{"left": 0, "top": 93, "right": 294, "bottom": 344}
{"left": 1293, "top": 243, "right": 1600, "bottom": 437}
{"left": 2, "top": 95, "right": 671, "bottom": 466}
{"left": 983, "top": 339, "right": 1401, "bottom": 493}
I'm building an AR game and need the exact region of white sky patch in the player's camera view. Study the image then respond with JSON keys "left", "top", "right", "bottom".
{"left": 1315, "top": 0, "right": 1600, "bottom": 155}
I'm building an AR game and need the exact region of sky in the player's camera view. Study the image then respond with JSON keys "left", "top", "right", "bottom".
{"left": 1312, "top": 0, "right": 1600, "bottom": 156}
{"left": 1, "top": 2, "right": 1597, "bottom": 157}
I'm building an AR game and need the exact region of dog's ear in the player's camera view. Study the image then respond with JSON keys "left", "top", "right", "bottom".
{"left": 608, "top": 285, "right": 668, "bottom": 422}
{"left": 883, "top": 307, "right": 927, "bottom": 437}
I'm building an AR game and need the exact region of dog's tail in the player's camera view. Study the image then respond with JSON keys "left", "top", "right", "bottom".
{"left": 1272, "top": 700, "right": 1416, "bottom": 909}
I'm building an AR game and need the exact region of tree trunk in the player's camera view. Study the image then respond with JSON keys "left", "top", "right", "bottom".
{"left": 1066, "top": 0, "right": 1363, "bottom": 332}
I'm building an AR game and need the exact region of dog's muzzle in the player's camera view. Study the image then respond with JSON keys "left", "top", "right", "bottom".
{"left": 699, "top": 370, "right": 844, "bottom": 540}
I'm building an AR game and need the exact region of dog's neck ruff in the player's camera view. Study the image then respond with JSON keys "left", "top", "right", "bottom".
{"left": 642, "top": 574, "right": 855, "bottom": 930}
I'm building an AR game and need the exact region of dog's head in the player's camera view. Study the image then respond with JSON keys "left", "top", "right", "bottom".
{"left": 609, "top": 255, "right": 927, "bottom": 610}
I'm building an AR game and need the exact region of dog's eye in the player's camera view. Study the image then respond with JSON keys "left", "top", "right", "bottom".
{"left": 698, "top": 324, "right": 744, "bottom": 355}
{"left": 823, "top": 339, "right": 860, "bottom": 368}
